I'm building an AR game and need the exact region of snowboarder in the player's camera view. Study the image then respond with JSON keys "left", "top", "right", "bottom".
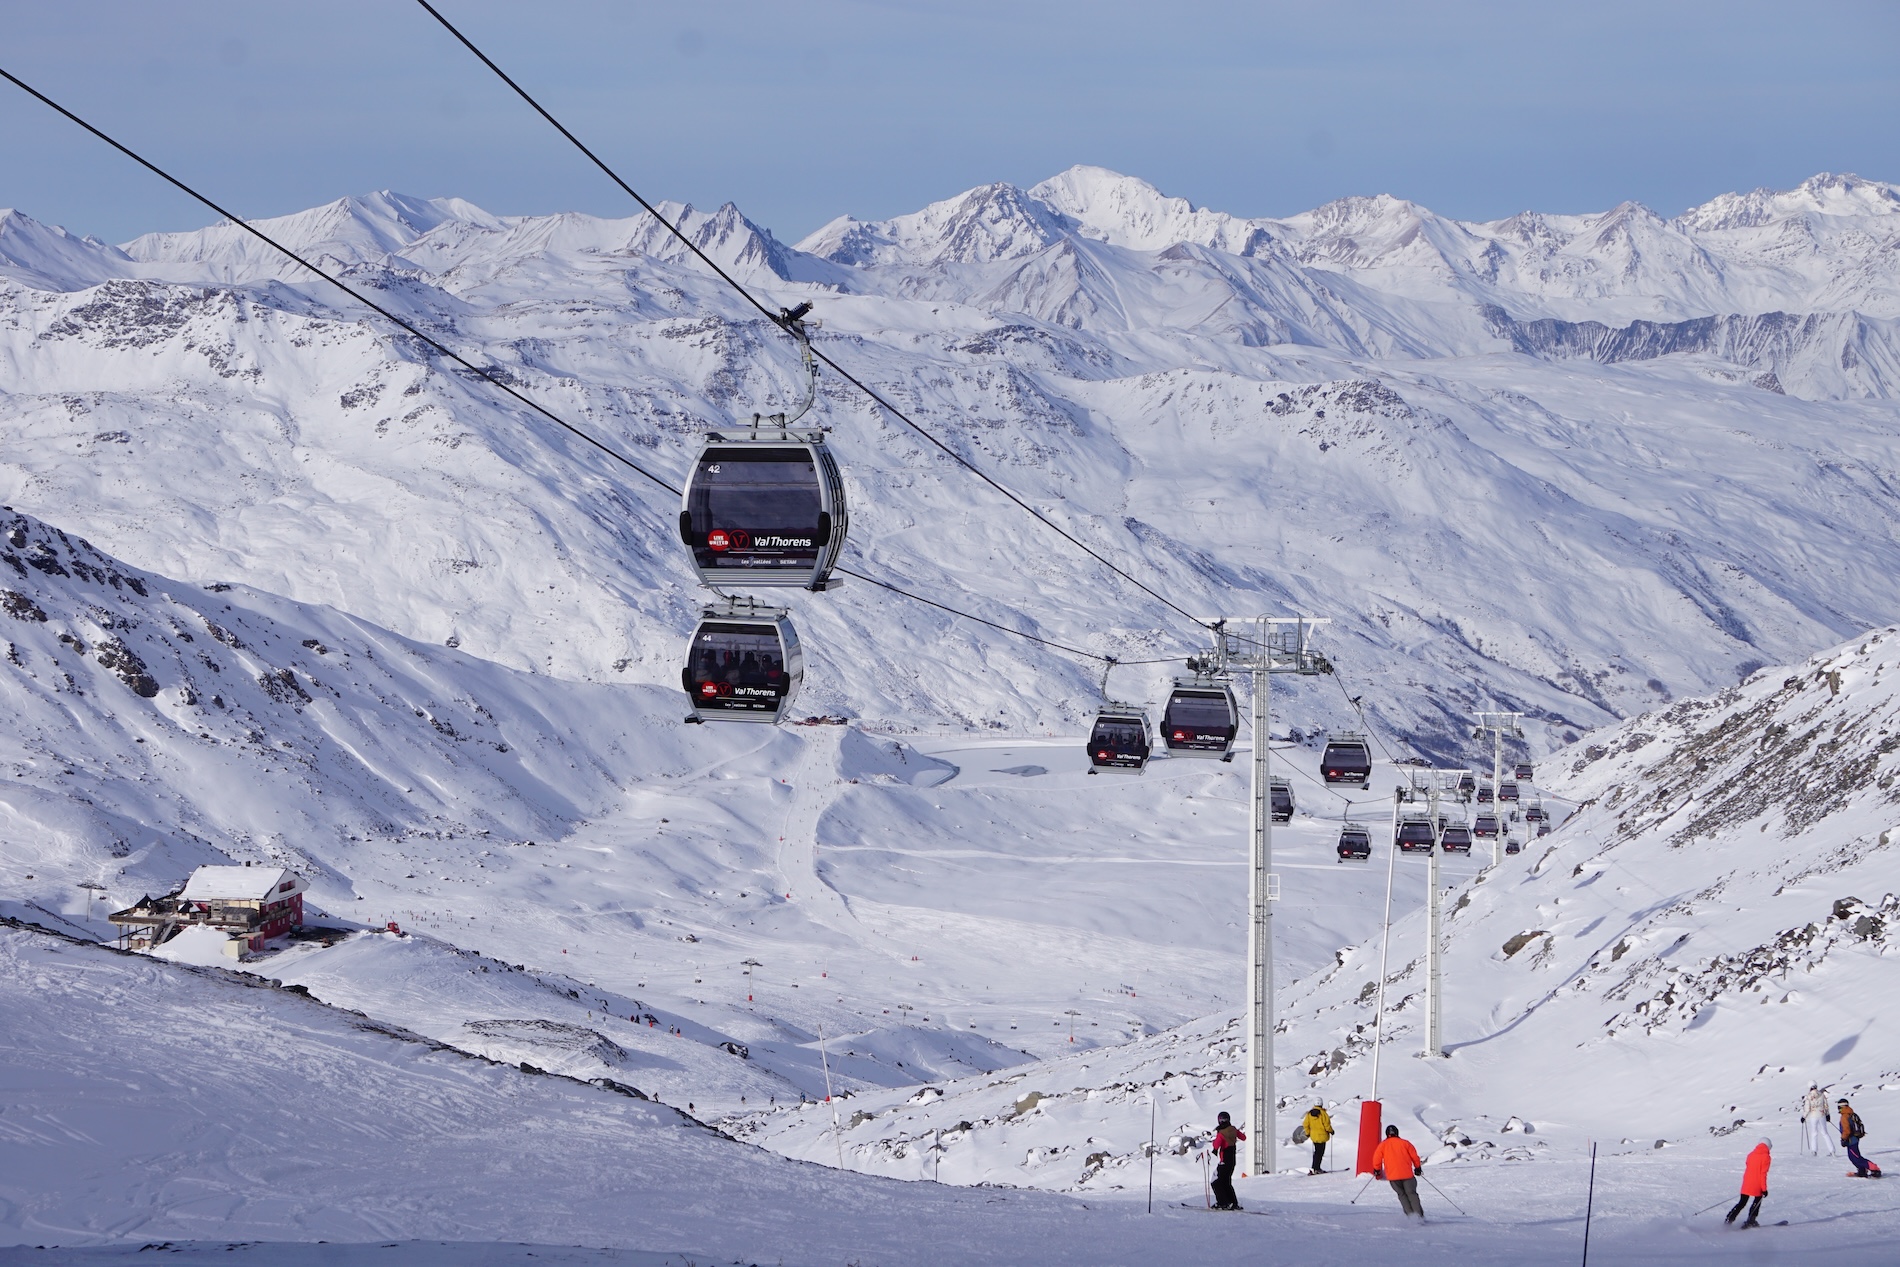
{"left": 1208, "top": 1111, "right": 1245, "bottom": 1210}
{"left": 1725, "top": 1138, "right": 1771, "bottom": 1227}
{"left": 1839, "top": 1098, "right": 1881, "bottom": 1177}
{"left": 1802, "top": 1084, "right": 1835, "bottom": 1156}
{"left": 1370, "top": 1123, "right": 1424, "bottom": 1218}
{"left": 1303, "top": 1102, "right": 1334, "bottom": 1174}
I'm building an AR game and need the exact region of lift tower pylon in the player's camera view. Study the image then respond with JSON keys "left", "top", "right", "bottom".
{"left": 1213, "top": 615, "right": 1330, "bottom": 1175}
{"left": 1473, "top": 711, "right": 1525, "bottom": 866}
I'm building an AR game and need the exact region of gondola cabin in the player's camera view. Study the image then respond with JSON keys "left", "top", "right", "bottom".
{"left": 1473, "top": 813, "right": 1500, "bottom": 839}
{"left": 1270, "top": 776, "right": 1294, "bottom": 823}
{"left": 1476, "top": 780, "right": 1495, "bottom": 804}
{"left": 1524, "top": 801, "right": 1548, "bottom": 823}
{"left": 683, "top": 610, "right": 802, "bottom": 724}
{"left": 1337, "top": 826, "right": 1371, "bottom": 861}
{"left": 1087, "top": 708, "right": 1153, "bottom": 773}
{"left": 679, "top": 434, "right": 847, "bottom": 590}
{"left": 1515, "top": 761, "right": 1535, "bottom": 782}
{"left": 1440, "top": 823, "right": 1473, "bottom": 853}
{"left": 1161, "top": 680, "right": 1239, "bottom": 760}
{"left": 1499, "top": 780, "right": 1520, "bottom": 803}
{"left": 1506, "top": 837, "right": 1524, "bottom": 853}
{"left": 1394, "top": 817, "right": 1436, "bottom": 853}
{"left": 1320, "top": 733, "right": 1373, "bottom": 788}
{"left": 1457, "top": 771, "right": 1476, "bottom": 800}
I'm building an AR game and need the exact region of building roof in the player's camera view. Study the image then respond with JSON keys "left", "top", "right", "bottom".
{"left": 179, "top": 865, "right": 305, "bottom": 902}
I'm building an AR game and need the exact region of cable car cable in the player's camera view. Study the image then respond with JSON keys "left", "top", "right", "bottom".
{"left": 0, "top": 67, "right": 1226, "bottom": 683}
{"left": 0, "top": 66, "right": 687, "bottom": 507}
{"left": 834, "top": 565, "right": 1106, "bottom": 661}
{"left": 410, "top": 0, "right": 1214, "bottom": 636}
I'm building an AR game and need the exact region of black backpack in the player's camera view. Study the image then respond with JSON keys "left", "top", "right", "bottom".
{"left": 1849, "top": 1111, "right": 1867, "bottom": 1141}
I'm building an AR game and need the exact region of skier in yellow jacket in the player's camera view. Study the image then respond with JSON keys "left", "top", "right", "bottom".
{"left": 1302, "top": 1103, "right": 1334, "bottom": 1174}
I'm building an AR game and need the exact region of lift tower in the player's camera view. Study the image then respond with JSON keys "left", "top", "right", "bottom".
{"left": 1217, "top": 616, "right": 1330, "bottom": 1175}
{"left": 1473, "top": 712, "right": 1525, "bottom": 866}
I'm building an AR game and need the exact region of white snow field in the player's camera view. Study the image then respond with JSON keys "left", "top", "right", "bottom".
{"left": 2, "top": 167, "right": 1900, "bottom": 1261}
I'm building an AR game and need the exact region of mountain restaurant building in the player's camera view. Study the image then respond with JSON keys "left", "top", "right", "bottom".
{"left": 109, "top": 864, "right": 307, "bottom": 952}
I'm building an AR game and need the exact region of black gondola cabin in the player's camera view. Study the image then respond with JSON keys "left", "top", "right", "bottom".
{"left": 1161, "top": 681, "right": 1239, "bottom": 759}
{"left": 1088, "top": 708, "right": 1153, "bottom": 773}
{"left": 1320, "top": 733, "right": 1373, "bottom": 788}
{"left": 679, "top": 435, "right": 847, "bottom": 590}
{"left": 683, "top": 611, "right": 802, "bottom": 724}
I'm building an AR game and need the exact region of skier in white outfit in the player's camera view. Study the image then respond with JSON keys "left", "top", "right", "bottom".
{"left": 1803, "top": 1084, "right": 1836, "bottom": 1156}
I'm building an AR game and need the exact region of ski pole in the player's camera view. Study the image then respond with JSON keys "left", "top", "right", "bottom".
{"left": 1350, "top": 1176, "right": 1376, "bottom": 1204}
{"left": 1420, "top": 1172, "right": 1468, "bottom": 1216}
{"left": 1581, "top": 1141, "right": 1597, "bottom": 1267}
{"left": 1690, "top": 1196, "right": 1730, "bottom": 1217}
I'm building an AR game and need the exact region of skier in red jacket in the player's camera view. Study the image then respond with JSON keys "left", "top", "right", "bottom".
{"left": 1370, "top": 1124, "right": 1425, "bottom": 1218}
{"left": 1725, "top": 1138, "right": 1771, "bottom": 1227}
{"left": 1208, "top": 1112, "right": 1246, "bottom": 1210}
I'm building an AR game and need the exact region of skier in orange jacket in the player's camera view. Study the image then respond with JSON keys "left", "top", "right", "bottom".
{"left": 1370, "top": 1124, "right": 1425, "bottom": 1218}
{"left": 1725, "top": 1139, "right": 1772, "bottom": 1227}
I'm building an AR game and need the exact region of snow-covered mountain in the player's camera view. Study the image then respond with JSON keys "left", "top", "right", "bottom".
{"left": 3, "top": 166, "right": 1899, "bottom": 754}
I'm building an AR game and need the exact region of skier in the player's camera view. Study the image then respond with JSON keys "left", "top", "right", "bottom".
{"left": 1839, "top": 1098, "right": 1882, "bottom": 1177}
{"left": 1370, "top": 1123, "right": 1424, "bottom": 1219}
{"left": 1208, "top": 1111, "right": 1246, "bottom": 1210}
{"left": 1725, "top": 1138, "right": 1771, "bottom": 1227}
{"left": 1303, "top": 1102, "right": 1334, "bottom": 1174}
{"left": 1802, "top": 1084, "right": 1835, "bottom": 1156}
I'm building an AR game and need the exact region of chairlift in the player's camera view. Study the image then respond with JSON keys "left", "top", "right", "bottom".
{"left": 1394, "top": 816, "right": 1436, "bottom": 853}
{"left": 682, "top": 603, "right": 802, "bottom": 724}
{"left": 1337, "top": 824, "right": 1372, "bottom": 862}
{"left": 1473, "top": 813, "right": 1500, "bottom": 839}
{"left": 1270, "top": 776, "right": 1294, "bottom": 823}
{"left": 1087, "top": 706, "right": 1153, "bottom": 774}
{"left": 1320, "top": 732, "right": 1373, "bottom": 788}
{"left": 677, "top": 305, "right": 848, "bottom": 591}
{"left": 1161, "top": 672, "right": 1239, "bottom": 761}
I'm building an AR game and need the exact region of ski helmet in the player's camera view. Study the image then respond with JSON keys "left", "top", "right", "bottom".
{"left": 1217, "top": 1111, "right": 1231, "bottom": 1124}
{"left": 1759, "top": 1138, "right": 1772, "bottom": 1151}
{"left": 1385, "top": 1125, "right": 1400, "bottom": 1137}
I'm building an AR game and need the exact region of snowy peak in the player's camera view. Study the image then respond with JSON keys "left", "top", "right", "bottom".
{"left": 1027, "top": 165, "right": 1274, "bottom": 256}
{"left": 1677, "top": 172, "right": 1900, "bottom": 233}
{"left": 798, "top": 181, "right": 1069, "bottom": 267}
{"left": 0, "top": 208, "right": 136, "bottom": 291}
{"left": 120, "top": 190, "right": 499, "bottom": 274}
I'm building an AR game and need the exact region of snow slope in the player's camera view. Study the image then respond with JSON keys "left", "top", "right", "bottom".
{"left": 9, "top": 917, "right": 1897, "bottom": 1264}
{"left": 748, "top": 628, "right": 1900, "bottom": 1220}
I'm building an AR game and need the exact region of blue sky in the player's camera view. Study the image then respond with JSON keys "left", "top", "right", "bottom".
{"left": 3, "top": 0, "right": 1897, "bottom": 244}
